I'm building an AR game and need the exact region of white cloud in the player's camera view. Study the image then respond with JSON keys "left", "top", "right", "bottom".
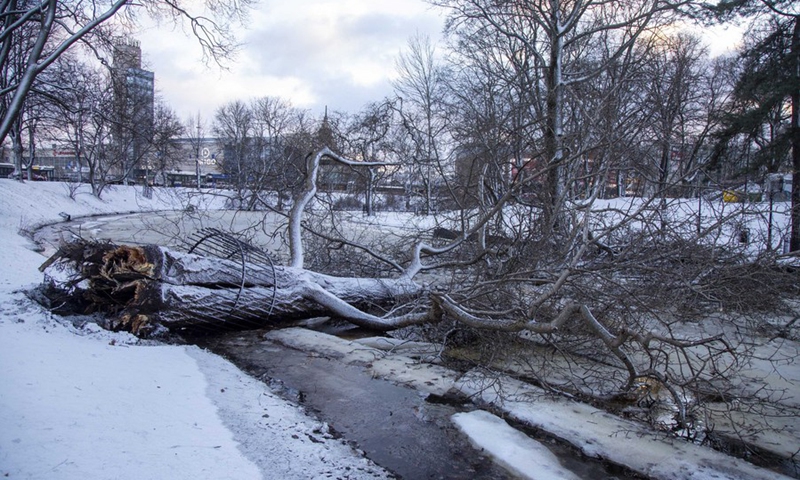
{"left": 703, "top": 23, "right": 746, "bottom": 56}
{"left": 138, "top": 1, "right": 741, "bottom": 124}
{"left": 137, "top": 0, "right": 445, "bottom": 121}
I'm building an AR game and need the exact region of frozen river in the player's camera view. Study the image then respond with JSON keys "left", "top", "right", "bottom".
{"left": 35, "top": 210, "right": 287, "bottom": 256}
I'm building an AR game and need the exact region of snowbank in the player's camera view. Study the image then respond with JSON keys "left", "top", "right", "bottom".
{"left": 455, "top": 371, "right": 793, "bottom": 480}
{"left": 0, "top": 180, "right": 390, "bottom": 479}
{"left": 452, "top": 410, "right": 581, "bottom": 480}
{"left": 269, "top": 327, "right": 794, "bottom": 480}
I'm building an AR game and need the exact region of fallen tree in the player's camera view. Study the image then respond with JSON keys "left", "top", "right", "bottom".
{"left": 33, "top": 147, "right": 800, "bottom": 470}
{"left": 35, "top": 150, "right": 437, "bottom": 336}
{"left": 37, "top": 231, "right": 734, "bottom": 421}
{"left": 37, "top": 236, "right": 429, "bottom": 337}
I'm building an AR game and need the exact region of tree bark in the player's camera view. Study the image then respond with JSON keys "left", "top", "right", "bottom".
{"left": 38, "top": 241, "right": 425, "bottom": 337}
{"left": 790, "top": 15, "right": 800, "bottom": 252}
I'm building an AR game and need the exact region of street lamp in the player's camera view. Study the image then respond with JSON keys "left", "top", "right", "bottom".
{"left": 195, "top": 124, "right": 201, "bottom": 189}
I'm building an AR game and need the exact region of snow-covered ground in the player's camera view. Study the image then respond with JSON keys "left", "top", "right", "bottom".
{"left": 0, "top": 181, "right": 394, "bottom": 479}
{"left": 0, "top": 180, "right": 795, "bottom": 479}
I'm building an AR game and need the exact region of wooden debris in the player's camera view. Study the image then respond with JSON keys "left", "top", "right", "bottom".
{"left": 36, "top": 239, "right": 422, "bottom": 337}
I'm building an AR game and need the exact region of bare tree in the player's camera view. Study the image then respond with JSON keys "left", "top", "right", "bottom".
{"left": 635, "top": 32, "right": 709, "bottom": 200}
{"left": 184, "top": 113, "right": 205, "bottom": 188}
{"left": 42, "top": 55, "right": 94, "bottom": 185}
{"left": 434, "top": 0, "right": 690, "bottom": 228}
{"left": 37, "top": 56, "right": 118, "bottom": 197}
{"left": 2, "top": 15, "right": 44, "bottom": 180}
{"left": 209, "top": 97, "right": 312, "bottom": 210}
{"left": 248, "top": 96, "right": 306, "bottom": 211}
{"left": 148, "top": 99, "right": 185, "bottom": 185}
{"left": 393, "top": 33, "right": 451, "bottom": 214}
{"left": 446, "top": 56, "right": 524, "bottom": 210}
{"left": 80, "top": 84, "right": 117, "bottom": 198}
{"left": 564, "top": 37, "right": 650, "bottom": 200}
{"left": 336, "top": 101, "right": 400, "bottom": 216}
{"left": 213, "top": 100, "right": 253, "bottom": 202}
{"left": 0, "top": 0, "right": 252, "bottom": 145}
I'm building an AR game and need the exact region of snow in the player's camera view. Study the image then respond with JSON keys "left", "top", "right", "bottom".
{"left": 0, "top": 319, "right": 262, "bottom": 479}
{"left": 268, "top": 327, "right": 794, "bottom": 480}
{"left": 0, "top": 180, "right": 795, "bottom": 480}
{"left": 267, "top": 328, "right": 462, "bottom": 397}
{"left": 455, "top": 371, "right": 794, "bottom": 480}
{"left": 451, "top": 410, "right": 581, "bottom": 480}
{"left": 0, "top": 181, "right": 390, "bottom": 479}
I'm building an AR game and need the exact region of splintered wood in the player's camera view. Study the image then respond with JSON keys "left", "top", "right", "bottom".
{"left": 38, "top": 240, "right": 278, "bottom": 336}
{"left": 36, "top": 239, "right": 421, "bottom": 337}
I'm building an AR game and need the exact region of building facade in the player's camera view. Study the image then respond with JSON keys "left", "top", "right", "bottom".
{"left": 112, "top": 39, "right": 155, "bottom": 184}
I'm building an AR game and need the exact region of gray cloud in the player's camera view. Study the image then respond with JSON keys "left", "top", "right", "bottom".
{"left": 242, "top": 11, "right": 439, "bottom": 74}
{"left": 139, "top": 0, "right": 444, "bottom": 120}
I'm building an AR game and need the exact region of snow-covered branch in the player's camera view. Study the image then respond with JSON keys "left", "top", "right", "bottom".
{"left": 288, "top": 146, "right": 392, "bottom": 269}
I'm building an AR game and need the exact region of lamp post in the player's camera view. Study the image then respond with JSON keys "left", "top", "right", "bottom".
{"left": 195, "top": 124, "right": 201, "bottom": 189}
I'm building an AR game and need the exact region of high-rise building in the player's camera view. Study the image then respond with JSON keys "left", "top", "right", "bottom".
{"left": 112, "top": 39, "right": 154, "bottom": 184}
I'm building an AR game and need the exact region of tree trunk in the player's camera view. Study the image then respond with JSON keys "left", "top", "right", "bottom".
{"left": 543, "top": 6, "right": 565, "bottom": 232}
{"left": 790, "top": 16, "right": 800, "bottom": 252}
{"left": 11, "top": 116, "right": 24, "bottom": 180}
{"left": 37, "top": 241, "right": 425, "bottom": 337}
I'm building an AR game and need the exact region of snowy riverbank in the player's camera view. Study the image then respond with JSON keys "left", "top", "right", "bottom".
{"left": 0, "top": 180, "right": 794, "bottom": 479}
{"left": 0, "top": 181, "right": 390, "bottom": 479}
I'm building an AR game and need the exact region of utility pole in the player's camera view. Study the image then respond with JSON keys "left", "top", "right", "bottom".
{"left": 196, "top": 124, "right": 201, "bottom": 189}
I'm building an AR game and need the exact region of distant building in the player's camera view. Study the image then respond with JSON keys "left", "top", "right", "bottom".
{"left": 314, "top": 109, "right": 360, "bottom": 192}
{"left": 160, "top": 137, "right": 225, "bottom": 187}
{"left": 112, "top": 39, "right": 154, "bottom": 184}
{"left": 32, "top": 145, "right": 81, "bottom": 181}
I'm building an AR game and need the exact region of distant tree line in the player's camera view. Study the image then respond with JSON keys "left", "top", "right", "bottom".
{"left": 1, "top": 0, "right": 798, "bottom": 249}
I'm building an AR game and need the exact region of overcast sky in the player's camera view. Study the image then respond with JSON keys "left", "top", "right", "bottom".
{"left": 135, "top": 0, "right": 446, "bottom": 124}
{"left": 134, "top": 0, "right": 742, "bottom": 126}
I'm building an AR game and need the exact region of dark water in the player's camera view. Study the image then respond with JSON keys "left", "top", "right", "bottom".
{"left": 197, "top": 329, "right": 638, "bottom": 480}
